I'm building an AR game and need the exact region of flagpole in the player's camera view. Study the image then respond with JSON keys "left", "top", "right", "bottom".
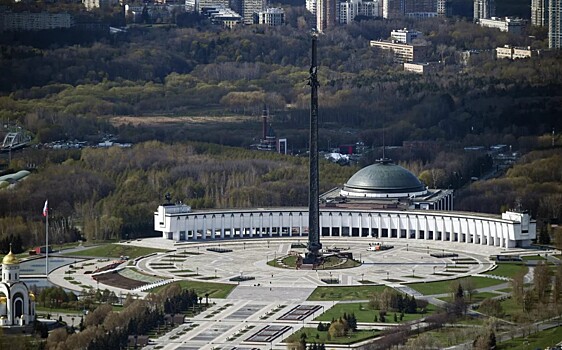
{"left": 45, "top": 205, "right": 49, "bottom": 277}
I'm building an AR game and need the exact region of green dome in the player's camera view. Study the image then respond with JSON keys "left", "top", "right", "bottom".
{"left": 343, "top": 159, "right": 427, "bottom": 196}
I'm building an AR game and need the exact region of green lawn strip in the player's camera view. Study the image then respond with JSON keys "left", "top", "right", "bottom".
{"left": 521, "top": 255, "right": 546, "bottom": 261}
{"left": 286, "top": 327, "right": 378, "bottom": 345}
{"left": 497, "top": 325, "right": 562, "bottom": 350}
{"left": 63, "top": 244, "right": 167, "bottom": 259}
{"left": 407, "top": 276, "right": 506, "bottom": 296}
{"left": 314, "top": 302, "right": 436, "bottom": 323}
{"left": 307, "top": 285, "right": 387, "bottom": 301}
{"left": 484, "top": 263, "right": 528, "bottom": 278}
{"left": 437, "top": 291, "right": 499, "bottom": 303}
{"left": 36, "top": 306, "right": 83, "bottom": 314}
{"left": 148, "top": 280, "right": 236, "bottom": 298}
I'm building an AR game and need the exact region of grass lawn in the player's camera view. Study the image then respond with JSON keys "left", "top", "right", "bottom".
{"left": 484, "top": 263, "right": 528, "bottom": 278}
{"left": 314, "top": 302, "right": 436, "bottom": 323}
{"left": 286, "top": 327, "right": 378, "bottom": 345}
{"left": 407, "top": 276, "right": 506, "bottom": 296}
{"left": 521, "top": 255, "right": 546, "bottom": 261}
{"left": 36, "top": 306, "right": 83, "bottom": 314}
{"left": 148, "top": 280, "right": 236, "bottom": 298}
{"left": 307, "top": 285, "right": 387, "bottom": 301}
{"left": 497, "top": 325, "right": 562, "bottom": 350}
{"left": 438, "top": 291, "right": 499, "bottom": 303}
{"left": 63, "top": 244, "right": 167, "bottom": 259}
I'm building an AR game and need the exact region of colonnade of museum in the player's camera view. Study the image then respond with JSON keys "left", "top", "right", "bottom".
{"left": 159, "top": 208, "right": 531, "bottom": 248}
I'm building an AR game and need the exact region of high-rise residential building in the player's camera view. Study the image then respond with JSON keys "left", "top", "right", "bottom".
{"left": 383, "top": 0, "right": 404, "bottom": 18}
{"left": 437, "top": 0, "right": 452, "bottom": 16}
{"left": 241, "top": 0, "right": 265, "bottom": 24}
{"left": 404, "top": 0, "right": 435, "bottom": 13}
{"left": 532, "top": 0, "right": 547, "bottom": 26}
{"left": 316, "top": 0, "right": 336, "bottom": 32}
{"left": 474, "top": 0, "right": 495, "bottom": 20}
{"left": 549, "top": 0, "right": 562, "bottom": 48}
{"left": 338, "top": 0, "right": 381, "bottom": 24}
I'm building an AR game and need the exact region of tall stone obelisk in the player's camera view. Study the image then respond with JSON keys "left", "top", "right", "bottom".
{"left": 305, "top": 34, "right": 322, "bottom": 264}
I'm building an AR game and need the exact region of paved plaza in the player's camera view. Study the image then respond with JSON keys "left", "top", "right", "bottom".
{"left": 43, "top": 237, "right": 550, "bottom": 349}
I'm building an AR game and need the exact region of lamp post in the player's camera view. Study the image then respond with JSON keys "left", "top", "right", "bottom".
{"left": 386, "top": 271, "right": 389, "bottom": 281}
{"left": 214, "top": 269, "right": 217, "bottom": 278}
{"left": 196, "top": 267, "right": 199, "bottom": 276}
{"left": 433, "top": 266, "right": 436, "bottom": 274}
{"left": 361, "top": 273, "right": 364, "bottom": 282}
{"left": 406, "top": 243, "right": 408, "bottom": 251}
{"left": 412, "top": 269, "right": 415, "bottom": 278}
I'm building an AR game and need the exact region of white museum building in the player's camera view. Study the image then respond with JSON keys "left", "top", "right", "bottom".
{"left": 155, "top": 160, "right": 536, "bottom": 249}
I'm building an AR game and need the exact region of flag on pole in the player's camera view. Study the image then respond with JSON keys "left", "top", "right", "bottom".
{"left": 43, "top": 200, "right": 48, "bottom": 217}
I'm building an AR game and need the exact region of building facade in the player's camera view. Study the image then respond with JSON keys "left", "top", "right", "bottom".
{"left": 391, "top": 29, "right": 423, "bottom": 44}
{"left": 479, "top": 17, "right": 523, "bottom": 33}
{"left": 241, "top": 0, "right": 265, "bottom": 24}
{"left": 474, "top": 0, "right": 495, "bottom": 20}
{"left": 0, "top": 11, "right": 74, "bottom": 31}
{"left": 257, "top": 8, "right": 284, "bottom": 26}
{"left": 155, "top": 205, "right": 535, "bottom": 249}
{"left": 317, "top": 0, "right": 337, "bottom": 32}
{"left": 338, "top": 0, "right": 381, "bottom": 24}
{"left": 437, "top": 0, "right": 452, "bottom": 17}
{"left": 549, "top": 0, "right": 562, "bottom": 48}
{"left": 532, "top": 0, "right": 547, "bottom": 26}
{"left": 370, "top": 40, "right": 429, "bottom": 62}
{"left": 383, "top": 0, "right": 404, "bottom": 18}
{"left": 0, "top": 248, "right": 36, "bottom": 327}
{"left": 496, "top": 45, "right": 534, "bottom": 59}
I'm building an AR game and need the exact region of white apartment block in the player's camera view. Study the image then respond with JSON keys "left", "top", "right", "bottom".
{"left": 391, "top": 28, "right": 423, "bottom": 44}
{"left": 338, "top": 0, "right": 381, "bottom": 24}
{"left": 257, "top": 7, "right": 284, "bottom": 26}
{"left": 0, "top": 11, "right": 74, "bottom": 31}
{"left": 549, "top": 0, "right": 561, "bottom": 48}
{"left": 474, "top": 0, "right": 495, "bottom": 20}
{"left": 479, "top": 17, "right": 523, "bottom": 34}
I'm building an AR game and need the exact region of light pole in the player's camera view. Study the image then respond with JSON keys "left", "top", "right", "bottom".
{"left": 412, "top": 269, "right": 415, "bottom": 278}
{"left": 214, "top": 269, "right": 217, "bottom": 278}
{"left": 406, "top": 243, "right": 408, "bottom": 251}
{"left": 361, "top": 273, "right": 364, "bottom": 282}
{"left": 386, "top": 271, "right": 389, "bottom": 281}
{"left": 196, "top": 267, "right": 199, "bottom": 276}
{"left": 433, "top": 266, "right": 436, "bottom": 274}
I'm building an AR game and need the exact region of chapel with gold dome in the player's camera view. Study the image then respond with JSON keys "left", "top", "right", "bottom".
{"left": 0, "top": 246, "right": 35, "bottom": 327}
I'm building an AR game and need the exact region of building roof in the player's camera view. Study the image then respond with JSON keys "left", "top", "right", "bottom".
{"left": 2, "top": 248, "right": 19, "bottom": 265}
{"left": 343, "top": 159, "right": 427, "bottom": 194}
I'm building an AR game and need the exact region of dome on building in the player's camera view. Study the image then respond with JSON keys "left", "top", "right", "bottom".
{"left": 2, "top": 249, "right": 19, "bottom": 265}
{"left": 341, "top": 159, "right": 427, "bottom": 198}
